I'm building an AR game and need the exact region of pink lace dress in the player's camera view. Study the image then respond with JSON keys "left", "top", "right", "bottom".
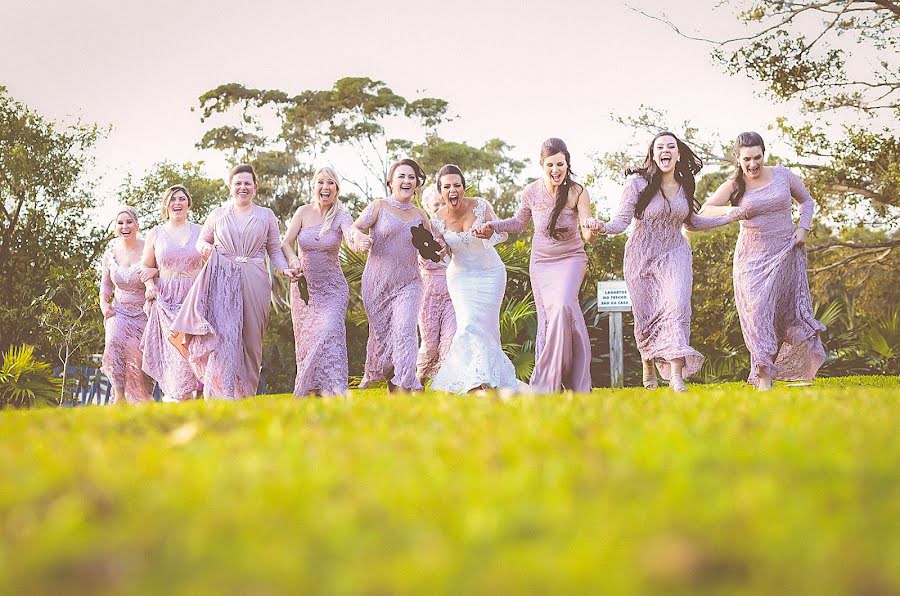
{"left": 733, "top": 165, "right": 826, "bottom": 385}
{"left": 357, "top": 203, "right": 424, "bottom": 390}
{"left": 604, "top": 176, "right": 743, "bottom": 379}
{"left": 171, "top": 204, "right": 289, "bottom": 399}
{"left": 290, "top": 210, "right": 355, "bottom": 396}
{"left": 416, "top": 257, "right": 456, "bottom": 381}
{"left": 141, "top": 224, "right": 203, "bottom": 400}
{"left": 491, "top": 180, "right": 591, "bottom": 393}
{"left": 100, "top": 247, "right": 154, "bottom": 404}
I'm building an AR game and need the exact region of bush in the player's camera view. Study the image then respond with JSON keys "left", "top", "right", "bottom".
{"left": 0, "top": 345, "right": 64, "bottom": 409}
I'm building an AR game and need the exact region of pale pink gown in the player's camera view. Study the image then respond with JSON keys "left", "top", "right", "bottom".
{"left": 100, "top": 248, "right": 154, "bottom": 404}
{"left": 172, "top": 204, "right": 289, "bottom": 400}
{"left": 604, "top": 176, "right": 743, "bottom": 379}
{"left": 416, "top": 257, "right": 456, "bottom": 381}
{"left": 290, "top": 210, "right": 355, "bottom": 397}
{"left": 357, "top": 204, "right": 424, "bottom": 390}
{"left": 141, "top": 224, "right": 203, "bottom": 400}
{"left": 733, "top": 165, "right": 826, "bottom": 385}
{"left": 492, "top": 180, "right": 591, "bottom": 393}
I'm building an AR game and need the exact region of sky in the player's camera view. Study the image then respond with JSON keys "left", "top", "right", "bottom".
{"left": 4, "top": 0, "right": 812, "bottom": 221}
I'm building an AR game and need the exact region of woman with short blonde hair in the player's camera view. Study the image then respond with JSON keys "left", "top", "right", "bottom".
{"left": 100, "top": 206, "right": 155, "bottom": 404}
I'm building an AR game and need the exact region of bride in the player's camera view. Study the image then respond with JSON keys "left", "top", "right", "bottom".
{"left": 429, "top": 164, "right": 524, "bottom": 394}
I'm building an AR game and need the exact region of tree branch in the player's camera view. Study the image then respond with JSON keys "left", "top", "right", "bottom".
{"left": 808, "top": 238, "right": 900, "bottom": 252}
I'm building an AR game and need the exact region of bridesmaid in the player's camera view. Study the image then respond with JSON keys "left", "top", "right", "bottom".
{"left": 599, "top": 132, "right": 746, "bottom": 392}
{"left": 475, "top": 138, "right": 597, "bottom": 393}
{"left": 99, "top": 206, "right": 155, "bottom": 404}
{"left": 281, "top": 166, "right": 359, "bottom": 397}
{"left": 416, "top": 187, "right": 456, "bottom": 386}
{"left": 701, "top": 132, "right": 826, "bottom": 390}
{"left": 349, "top": 158, "right": 439, "bottom": 392}
{"left": 140, "top": 185, "right": 203, "bottom": 402}
{"left": 172, "top": 164, "right": 296, "bottom": 400}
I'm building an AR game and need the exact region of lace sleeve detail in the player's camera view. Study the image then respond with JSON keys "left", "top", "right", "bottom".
{"left": 492, "top": 192, "right": 532, "bottom": 234}
{"left": 604, "top": 176, "right": 641, "bottom": 234}
{"left": 100, "top": 249, "right": 114, "bottom": 298}
{"left": 786, "top": 167, "right": 815, "bottom": 230}
{"left": 265, "top": 209, "right": 289, "bottom": 271}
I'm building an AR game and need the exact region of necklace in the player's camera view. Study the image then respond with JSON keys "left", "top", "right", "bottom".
{"left": 386, "top": 197, "right": 414, "bottom": 211}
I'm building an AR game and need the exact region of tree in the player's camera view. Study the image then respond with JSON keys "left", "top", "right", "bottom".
{"left": 196, "top": 77, "right": 451, "bottom": 219}
{"left": 629, "top": 1, "right": 899, "bottom": 253}
{"left": 0, "top": 87, "right": 106, "bottom": 359}
{"left": 31, "top": 267, "right": 104, "bottom": 403}
{"left": 117, "top": 161, "right": 228, "bottom": 229}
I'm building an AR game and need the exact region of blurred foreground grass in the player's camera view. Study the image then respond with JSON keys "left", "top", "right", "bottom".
{"left": 1, "top": 376, "right": 898, "bottom": 594}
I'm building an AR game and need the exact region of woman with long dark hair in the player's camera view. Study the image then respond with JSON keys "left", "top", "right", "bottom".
{"left": 474, "top": 138, "right": 599, "bottom": 393}
{"left": 349, "top": 158, "right": 440, "bottom": 392}
{"left": 599, "top": 132, "right": 746, "bottom": 391}
{"left": 700, "top": 132, "right": 825, "bottom": 390}
{"left": 428, "top": 164, "right": 521, "bottom": 394}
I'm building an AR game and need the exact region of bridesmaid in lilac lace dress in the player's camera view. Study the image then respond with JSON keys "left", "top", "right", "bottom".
{"left": 99, "top": 206, "right": 154, "bottom": 404}
{"left": 140, "top": 185, "right": 203, "bottom": 402}
{"left": 350, "top": 158, "right": 439, "bottom": 392}
{"left": 702, "top": 132, "right": 825, "bottom": 390}
{"left": 416, "top": 188, "right": 456, "bottom": 385}
{"left": 172, "top": 164, "right": 296, "bottom": 400}
{"left": 281, "top": 167, "right": 358, "bottom": 397}
{"left": 600, "top": 133, "right": 746, "bottom": 392}
{"left": 475, "top": 138, "right": 598, "bottom": 393}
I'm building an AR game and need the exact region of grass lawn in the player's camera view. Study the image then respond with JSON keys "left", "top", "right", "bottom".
{"left": 1, "top": 376, "right": 898, "bottom": 594}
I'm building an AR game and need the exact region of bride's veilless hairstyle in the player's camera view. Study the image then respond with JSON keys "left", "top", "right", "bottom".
{"left": 386, "top": 158, "right": 427, "bottom": 191}
{"left": 728, "top": 131, "right": 766, "bottom": 206}
{"left": 436, "top": 164, "right": 466, "bottom": 189}
{"left": 541, "top": 138, "right": 584, "bottom": 240}
{"left": 313, "top": 166, "right": 343, "bottom": 239}
{"left": 625, "top": 131, "right": 703, "bottom": 225}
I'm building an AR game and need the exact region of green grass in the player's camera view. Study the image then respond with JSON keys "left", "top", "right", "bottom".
{"left": 1, "top": 377, "right": 898, "bottom": 595}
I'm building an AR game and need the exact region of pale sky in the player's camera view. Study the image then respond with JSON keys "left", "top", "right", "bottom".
{"left": 4, "top": 0, "right": 813, "bottom": 221}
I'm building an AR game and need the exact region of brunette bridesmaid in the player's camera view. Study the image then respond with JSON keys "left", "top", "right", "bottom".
{"left": 172, "top": 164, "right": 296, "bottom": 399}
{"left": 701, "top": 132, "right": 826, "bottom": 390}
{"left": 599, "top": 132, "right": 746, "bottom": 392}
{"left": 475, "top": 138, "right": 597, "bottom": 393}
{"left": 349, "top": 158, "right": 441, "bottom": 392}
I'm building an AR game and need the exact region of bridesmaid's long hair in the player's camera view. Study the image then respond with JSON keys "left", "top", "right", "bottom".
{"left": 541, "top": 138, "right": 583, "bottom": 240}
{"left": 728, "top": 131, "right": 766, "bottom": 206}
{"left": 313, "top": 166, "right": 343, "bottom": 239}
{"left": 625, "top": 131, "right": 703, "bottom": 225}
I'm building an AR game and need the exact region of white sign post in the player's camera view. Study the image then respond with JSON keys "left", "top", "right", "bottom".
{"left": 597, "top": 281, "right": 632, "bottom": 388}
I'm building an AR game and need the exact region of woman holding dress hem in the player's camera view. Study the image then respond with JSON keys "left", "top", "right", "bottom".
{"left": 171, "top": 163, "right": 297, "bottom": 400}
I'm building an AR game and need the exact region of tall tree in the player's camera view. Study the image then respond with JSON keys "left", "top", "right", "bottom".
{"left": 0, "top": 87, "right": 106, "bottom": 358}
{"left": 196, "top": 77, "right": 450, "bottom": 219}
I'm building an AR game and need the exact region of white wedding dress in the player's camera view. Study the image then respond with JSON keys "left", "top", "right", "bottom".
{"left": 430, "top": 199, "right": 524, "bottom": 394}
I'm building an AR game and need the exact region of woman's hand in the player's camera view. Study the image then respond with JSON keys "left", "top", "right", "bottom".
{"left": 100, "top": 303, "right": 116, "bottom": 318}
{"left": 792, "top": 227, "right": 808, "bottom": 247}
{"left": 139, "top": 267, "right": 159, "bottom": 283}
{"left": 282, "top": 267, "right": 300, "bottom": 281}
{"left": 145, "top": 285, "right": 158, "bottom": 301}
{"left": 581, "top": 217, "right": 604, "bottom": 233}
{"left": 356, "top": 231, "right": 373, "bottom": 252}
{"left": 473, "top": 222, "right": 493, "bottom": 239}
{"left": 198, "top": 242, "right": 214, "bottom": 258}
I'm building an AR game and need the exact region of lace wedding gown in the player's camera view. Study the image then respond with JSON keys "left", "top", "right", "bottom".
{"left": 430, "top": 199, "right": 524, "bottom": 394}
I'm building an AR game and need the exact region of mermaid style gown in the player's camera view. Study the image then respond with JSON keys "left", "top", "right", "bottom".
{"left": 430, "top": 199, "right": 522, "bottom": 394}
